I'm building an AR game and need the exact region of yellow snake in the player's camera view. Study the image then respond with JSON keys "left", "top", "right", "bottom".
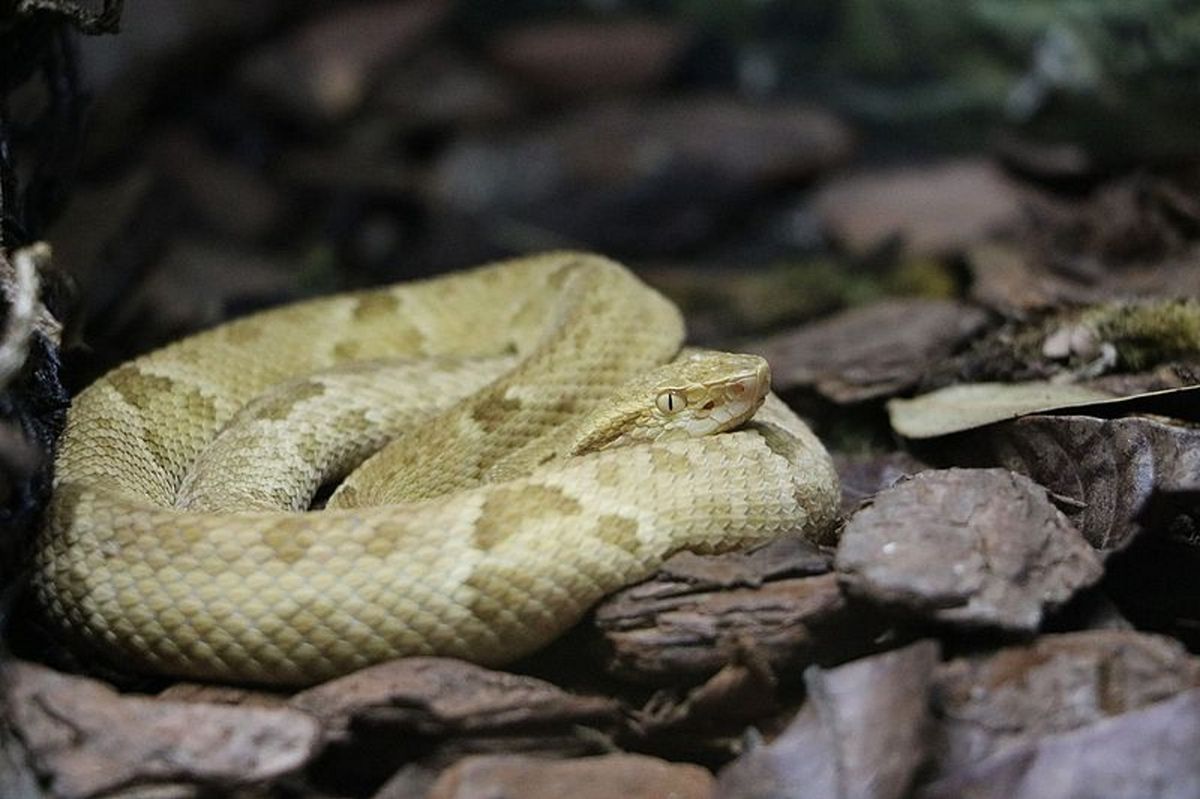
{"left": 32, "top": 253, "right": 838, "bottom": 686}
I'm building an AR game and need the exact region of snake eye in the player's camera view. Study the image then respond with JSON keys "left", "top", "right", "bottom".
{"left": 656, "top": 391, "right": 687, "bottom": 414}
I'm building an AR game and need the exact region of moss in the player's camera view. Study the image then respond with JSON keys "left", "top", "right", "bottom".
{"left": 1086, "top": 300, "right": 1200, "bottom": 371}
{"left": 885, "top": 256, "right": 959, "bottom": 299}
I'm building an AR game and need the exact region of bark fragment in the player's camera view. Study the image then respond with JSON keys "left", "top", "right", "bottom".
{"left": 836, "top": 468, "right": 1103, "bottom": 631}
{"left": 717, "top": 641, "right": 940, "bottom": 799}
{"left": 4, "top": 661, "right": 321, "bottom": 799}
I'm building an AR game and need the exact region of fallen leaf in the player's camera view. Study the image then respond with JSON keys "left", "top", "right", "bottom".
{"left": 887, "top": 382, "right": 1114, "bottom": 439}
{"left": 942, "top": 414, "right": 1200, "bottom": 550}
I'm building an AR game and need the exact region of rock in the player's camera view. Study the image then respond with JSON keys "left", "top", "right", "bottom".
{"left": 836, "top": 469, "right": 1104, "bottom": 631}
{"left": 238, "top": 0, "right": 450, "bottom": 120}
{"left": 929, "top": 630, "right": 1200, "bottom": 778}
{"left": 595, "top": 541, "right": 886, "bottom": 684}
{"left": 753, "top": 299, "right": 990, "bottom": 402}
{"left": 486, "top": 18, "right": 690, "bottom": 97}
{"left": 813, "top": 160, "right": 1024, "bottom": 257}
{"left": 4, "top": 660, "right": 320, "bottom": 799}
{"left": 426, "top": 753, "right": 715, "bottom": 799}
{"left": 917, "top": 688, "right": 1200, "bottom": 799}
{"left": 717, "top": 641, "right": 940, "bottom": 799}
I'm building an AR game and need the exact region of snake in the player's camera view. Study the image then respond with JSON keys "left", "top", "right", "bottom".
{"left": 32, "top": 252, "right": 838, "bottom": 686}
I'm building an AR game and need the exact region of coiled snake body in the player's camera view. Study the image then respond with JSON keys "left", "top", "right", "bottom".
{"left": 33, "top": 253, "right": 838, "bottom": 685}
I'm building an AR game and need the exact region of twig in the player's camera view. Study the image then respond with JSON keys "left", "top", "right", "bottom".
{"left": 0, "top": 243, "right": 48, "bottom": 390}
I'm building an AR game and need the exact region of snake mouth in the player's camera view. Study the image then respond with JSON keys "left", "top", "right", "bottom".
{"left": 704, "top": 359, "right": 770, "bottom": 432}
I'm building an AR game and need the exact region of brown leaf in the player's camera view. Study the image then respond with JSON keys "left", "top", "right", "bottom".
{"left": 929, "top": 630, "right": 1200, "bottom": 779}
{"left": 756, "top": 299, "right": 989, "bottom": 402}
{"left": 426, "top": 753, "right": 715, "bottom": 799}
{"left": 944, "top": 415, "right": 1200, "bottom": 550}
{"left": 5, "top": 660, "right": 320, "bottom": 799}
{"left": 836, "top": 469, "right": 1103, "bottom": 631}
{"left": 716, "top": 641, "right": 940, "bottom": 799}
{"left": 916, "top": 687, "right": 1200, "bottom": 799}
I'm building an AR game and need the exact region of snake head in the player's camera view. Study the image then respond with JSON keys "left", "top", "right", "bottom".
{"left": 571, "top": 351, "right": 772, "bottom": 453}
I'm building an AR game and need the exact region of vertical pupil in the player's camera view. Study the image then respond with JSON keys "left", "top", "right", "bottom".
{"left": 668, "top": 395, "right": 675, "bottom": 410}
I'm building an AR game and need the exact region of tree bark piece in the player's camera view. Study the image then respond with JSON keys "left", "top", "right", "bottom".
{"left": 836, "top": 468, "right": 1103, "bottom": 631}
{"left": 594, "top": 540, "right": 883, "bottom": 684}
{"left": 717, "top": 640, "right": 940, "bottom": 799}
{"left": 425, "top": 753, "right": 715, "bottom": 799}
{"left": 917, "top": 688, "right": 1200, "bottom": 799}
{"left": 929, "top": 630, "right": 1200, "bottom": 778}
{"left": 4, "top": 661, "right": 320, "bottom": 799}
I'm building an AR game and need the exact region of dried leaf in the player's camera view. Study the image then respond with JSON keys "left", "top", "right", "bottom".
{"left": 887, "top": 382, "right": 1114, "bottom": 439}
{"left": 833, "top": 451, "right": 929, "bottom": 515}
{"left": 945, "top": 415, "right": 1200, "bottom": 550}
{"left": 812, "top": 160, "right": 1023, "bottom": 257}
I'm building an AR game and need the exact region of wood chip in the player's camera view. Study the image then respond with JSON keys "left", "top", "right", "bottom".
{"left": 813, "top": 160, "right": 1024, "bottom": 257}
{"left": 5, "top": 660, "right": 320, "bottom": 799}
{"left": 755, "top": 299, "right": 989, "bottom": 402}
{"left": 426, "top": 753, "right": 715, "bottom": 799}
{"left": 717, "top": 640, "right": 940, "bottom": 799}
{"left": 836, "top": 469, "right": 1103, "bottom": 631}
{"left": 918, "top": 688, "right": 1200, "bottom": 799}
{"left": 594, "top": 540, "right": 884, "bottom": 684}
{"left": 929, "top": 630, "right": 1200, "bottom": 778}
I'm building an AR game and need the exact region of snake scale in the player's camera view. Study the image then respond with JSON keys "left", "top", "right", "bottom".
{"left": 33, "top": 253, "right": 838, "bottom": 685}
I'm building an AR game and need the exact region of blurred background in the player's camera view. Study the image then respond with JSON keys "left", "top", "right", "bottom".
{"left": 6, "top": 0, "right": 1198, "bottom": 395}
